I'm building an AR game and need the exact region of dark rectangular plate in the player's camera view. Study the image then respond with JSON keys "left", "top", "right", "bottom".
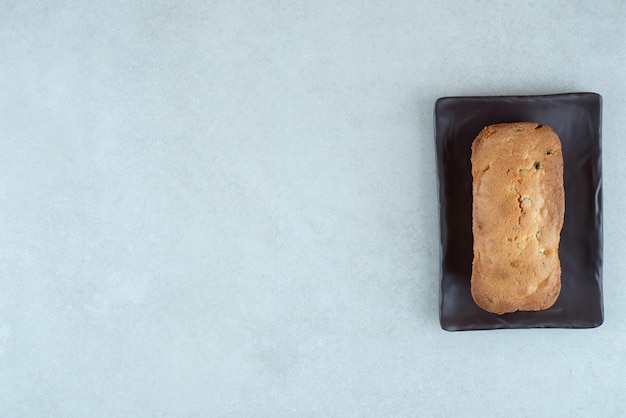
{"left": 434, "top": 93, "right": 603, "bottom": 331}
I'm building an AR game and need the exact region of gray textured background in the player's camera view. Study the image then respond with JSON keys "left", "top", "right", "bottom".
{"left": 1, "top": 1, "right": 625, "bottom": 416}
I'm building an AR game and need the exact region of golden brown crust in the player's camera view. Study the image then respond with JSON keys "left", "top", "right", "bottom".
{"left": 471, "top": 122, "right": 564, "bottom": 315}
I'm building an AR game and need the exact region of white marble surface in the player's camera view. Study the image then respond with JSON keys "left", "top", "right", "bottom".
{"left": 1, "top": 1, "right": 626, "bottom": 416}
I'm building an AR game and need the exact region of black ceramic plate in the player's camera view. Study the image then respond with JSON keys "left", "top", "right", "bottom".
{"left": 434, "top": 93, "right": 603, "bottom": 331}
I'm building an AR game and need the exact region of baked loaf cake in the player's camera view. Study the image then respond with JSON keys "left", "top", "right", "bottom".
{"left": 471, "top": 122, "right": 564, "bottom": 315}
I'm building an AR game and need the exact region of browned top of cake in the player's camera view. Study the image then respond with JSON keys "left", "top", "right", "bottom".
{"left": 471, "top": 122, "right": 564, "bottom": 314}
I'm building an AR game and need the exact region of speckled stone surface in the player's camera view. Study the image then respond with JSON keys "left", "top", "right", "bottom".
{"left": 1, "top": 1, "right": 625, "bottom": 416}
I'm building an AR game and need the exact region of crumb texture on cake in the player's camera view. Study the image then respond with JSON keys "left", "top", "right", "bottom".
{"left": 471, "top": 122, "right": 564, "bottom": 315}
